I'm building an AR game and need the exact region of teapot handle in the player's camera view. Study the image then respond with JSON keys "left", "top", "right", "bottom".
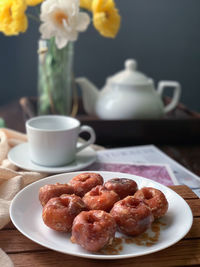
{"left": 157, "top": 81, "right": 181, "bottom": 113}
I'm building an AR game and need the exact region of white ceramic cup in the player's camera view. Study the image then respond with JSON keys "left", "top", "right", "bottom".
{"left": 26, "top": 115, "right": 96, "bottom": 167}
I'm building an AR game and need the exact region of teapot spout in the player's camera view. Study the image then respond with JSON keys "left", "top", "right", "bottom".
{"left": 76, "top": 77, "right": 99, "bottom": 116}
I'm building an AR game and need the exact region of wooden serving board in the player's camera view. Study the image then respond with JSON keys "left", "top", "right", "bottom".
{"left": 0, "top": 185, "right": 200, "bottom": 267}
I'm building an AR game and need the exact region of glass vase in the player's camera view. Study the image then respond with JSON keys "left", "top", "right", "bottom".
{"left": 37, "top": 38, "right": 75, "bottom": 116}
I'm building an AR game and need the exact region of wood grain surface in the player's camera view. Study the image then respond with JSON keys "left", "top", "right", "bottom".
{"left": 0, "top": 185, "right": 199, "bottom": 267}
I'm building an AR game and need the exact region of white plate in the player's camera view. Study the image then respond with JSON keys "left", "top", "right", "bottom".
{"left": 8, "top": 143, "right": 96, "bottom": 173}
{"left": 10, "top": 171, "right": 193, "bottom": 260}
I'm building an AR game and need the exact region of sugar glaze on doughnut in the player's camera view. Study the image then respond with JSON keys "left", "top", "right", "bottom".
{"left": 104, "top": 178, "right": 138, "bottom": 199}
{"left": 133, "top": 187, "right": 168, "bottom": 219}
{"left": 83, "top": 185, "right": 120, "bottom": 211}
{"left": 71, "top": 210, "right": 117, "bottom": 252}
{"left": 39, "top": 183, "right": 74, "bottom": 207}
{"left": 42, "top": 194, "right": 87, "bottom": 232}
{"left": 110, "top": 196, "right": 153, "bottom": 236}
{"left": 69, "top": 172, "right": 104, "bottom": 197}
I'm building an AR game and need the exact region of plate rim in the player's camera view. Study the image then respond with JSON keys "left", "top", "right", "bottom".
{"left": 10, "top": 171, "right": 193, "bottom": 260}
{"left": 8, "top": 143, "right": 97, "bottom": 173}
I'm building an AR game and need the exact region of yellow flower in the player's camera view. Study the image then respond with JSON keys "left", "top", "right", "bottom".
{"left": 26, "top": 0, "right": 44, "bottom": 6}
{"left": 0, "top": 0, "right": 28, "bottom": 36}
{"left": 80, "top": 0, "right": 93, "bottom": 11}
{"left": 92, "top": 0, "right": 121, "bottom": 38}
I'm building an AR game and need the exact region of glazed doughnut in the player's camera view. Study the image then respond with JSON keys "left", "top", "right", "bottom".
{"left": 83, "top": 185, "right": 120, "bottom": 211}
{"left": 110, "top": 196, "right": 153, "bottom": 236}
{"left": 42, "top": 194, "right": 87, "bottom": 232}
{"left": 68, "top": 172, "right": 104, "bottom": 197}
{"left": 71, "top": 210, "right": 117, "bottom": 252}
{"left": 104, "top": 178, "right": 138, "bottom": 199}
{"left": 39, "top": 183, "right": 74, "bottom": 206}
{"left": 133, "top": 187, "right": 168, "bottom": 219}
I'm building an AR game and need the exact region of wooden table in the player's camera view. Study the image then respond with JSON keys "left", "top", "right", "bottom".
{"left": 0, "top": 101, "right": 200, "bottom": 266}
{"left": 0, "top": 185, "right": 199, "bottom": 267}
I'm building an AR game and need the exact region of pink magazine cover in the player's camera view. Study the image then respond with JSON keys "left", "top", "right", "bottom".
{"left": 86, "top": 162, "right": 178, "bottom": 186}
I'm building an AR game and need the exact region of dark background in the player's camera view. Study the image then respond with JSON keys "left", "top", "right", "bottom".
{"left": 0, "top": 0, "right": 199, "bottom": 112}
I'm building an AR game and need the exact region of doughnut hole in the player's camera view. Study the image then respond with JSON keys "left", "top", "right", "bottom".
{"left": 68, "top": 173, "right": 104, "bottom": 197}
{"left": 71, "top": 210, "right": 117, "bottom": 252}
{"left": 134, "top": 187, "right": 168, "bottom": 219}
{"left": 104, "top": 178, "right": 138, "bottom": 199}
{"left": 42, "top": 194, "right": 87, "bottom": 232}
{"left": 110, "top": 196, "right": 153, "bottom": 236}
{"left": 39, "top": 183, "right": 74, "bottom": 206}
{"left": 82, "top": 185, "right": 120, "bottom": 211}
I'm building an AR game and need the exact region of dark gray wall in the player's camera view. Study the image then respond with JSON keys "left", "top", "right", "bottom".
{"left": 0, "top": 0, "right": 200, "bottom": 112}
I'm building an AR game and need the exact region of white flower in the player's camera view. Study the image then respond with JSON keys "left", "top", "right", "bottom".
{"left": 39, "top": 0, "right": 90, "bottom": 49}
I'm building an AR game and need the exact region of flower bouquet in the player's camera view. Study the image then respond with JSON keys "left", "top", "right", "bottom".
{"left": 0, "top": 0, "right": 121, "bottom": 116}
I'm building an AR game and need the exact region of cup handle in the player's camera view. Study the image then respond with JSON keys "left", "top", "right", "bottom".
{"left": 76, "top": 125, "right": 96, "bottom": 153}
{"left": 157, "top": 81, "right": 181, "bottom": 113}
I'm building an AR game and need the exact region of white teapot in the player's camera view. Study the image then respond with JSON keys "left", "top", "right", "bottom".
{"left": 76, "top": 59, "right": 181, "bottom": 119}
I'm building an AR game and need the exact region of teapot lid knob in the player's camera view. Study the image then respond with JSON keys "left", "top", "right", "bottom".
{"left": 108, "top": 58, "right": 151, "bottom": 86}
{"left": 125, "top": 59, "right": 137, "bottom": 71}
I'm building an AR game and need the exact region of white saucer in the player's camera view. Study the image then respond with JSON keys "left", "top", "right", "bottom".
{"left": 8, "top": 143, "right": 96, "bottom": 173}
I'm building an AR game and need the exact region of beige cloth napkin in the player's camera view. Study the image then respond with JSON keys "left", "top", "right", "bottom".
{"left": 0, "top": 128, "right": 48, "bottom": 266}
{"left": 0, "top": 248, "right": 14, "bottom": 267}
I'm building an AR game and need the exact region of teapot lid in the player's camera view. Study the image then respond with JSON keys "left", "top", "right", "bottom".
{"left": 107, "top": 59, "right": 152, "bottom": 86}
